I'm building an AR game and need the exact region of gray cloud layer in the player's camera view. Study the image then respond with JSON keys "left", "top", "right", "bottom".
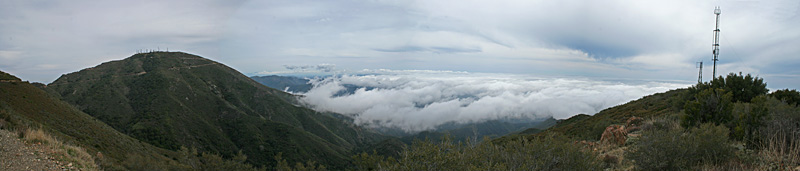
{"left": 1, "top": 0, "right": 798, "bottom": 90}
{"left": 299, "top": 70, "right": 688, "bottom": 132}
{"left": 0, "top": 0, "right": 244, "bottom": 81}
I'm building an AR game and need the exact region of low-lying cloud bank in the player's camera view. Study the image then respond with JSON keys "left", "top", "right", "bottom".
{"left": 298, "top": 70, "right": 689, "bottom": 132}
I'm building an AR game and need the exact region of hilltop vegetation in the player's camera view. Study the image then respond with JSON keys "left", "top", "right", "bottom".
{"left": 47, "top": 52, "right": 386, "bottom": 169}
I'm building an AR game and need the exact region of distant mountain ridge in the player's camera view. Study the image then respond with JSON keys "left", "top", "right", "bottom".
{"left": 251, "top": 75, "right": 313, "bottom": 93}
{"left": 48, "top": 52, "right": 386, "bottom": 169}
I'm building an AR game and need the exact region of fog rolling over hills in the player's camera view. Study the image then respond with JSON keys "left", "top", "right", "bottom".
{"left": 47, "top": 52, "right": 386, "bottom": 169}
{"left": 252, "top": 75, "right": 557, "bottom": 139}
{"left": 254, "top": 72, "right": 689, "bottom": 133}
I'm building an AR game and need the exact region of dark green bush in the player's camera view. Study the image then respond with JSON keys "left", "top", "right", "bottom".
{"left": 770, "top": 89, "right": 800, "bottom": 106}
{"left": 682, "top": 88, "right": 733, "bottom": 128}
{"left": 627, "top": 123, "right": 734, "bottom": 170}
{"left": 695, "top": 72, "right": 768, "bottom": 103}
{"left": 732, "top": 95, "right": 769, "bottom": 143}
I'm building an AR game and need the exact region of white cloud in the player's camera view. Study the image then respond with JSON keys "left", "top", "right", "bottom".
{"left": 299, "top": 70, "right": 689, "bottom": 132}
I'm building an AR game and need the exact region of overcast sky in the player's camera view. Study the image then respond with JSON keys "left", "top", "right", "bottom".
{"left": 1, "top": 0, "right": 798, "bottom": 89}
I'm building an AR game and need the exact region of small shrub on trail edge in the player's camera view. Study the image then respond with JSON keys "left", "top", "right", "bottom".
{"left": 627, "top": 123, "right": 734, "bottom": 170}
{"left": 24, "top": 129, "right": 54, "bottom": 145}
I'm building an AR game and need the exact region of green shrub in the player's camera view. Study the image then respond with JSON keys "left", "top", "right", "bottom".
{"left": 354, "top": 135, "right": 602, "bottom": 170}
{"left": 770, "top": 89, "right": 800, "bottom": 106}
{"left": 731, "top": 95, "right": 769, "bottom": 143}
{"left": 273, "top": 153, "right": 327, "bottom": 171}
{"left": 124, "top": 147, "right": 262, "bottom": 171}
{"left": 682, "top": 88, "right": 733, "bottom": 128}
{"left": 627, "top": 123, "right": 734, "bottom": 170}
{"left": 198, "top": 151, "right": 258, "bottom": 171}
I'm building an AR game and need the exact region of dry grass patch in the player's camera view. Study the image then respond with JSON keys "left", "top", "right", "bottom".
{"left": 757, "top": 134, "right": 800, "bottom": 170}
{"left": 24, "top": 129, "right": 56, "bottom": 145}
{"left": 21, "top": 128, "right": 98, "bottom": 171}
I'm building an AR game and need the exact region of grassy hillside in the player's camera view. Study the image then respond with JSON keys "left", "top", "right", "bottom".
{"left": 47, "top": 52, "right": 386, "bottom": 169}
{"left": 0, "top": 72, "right": 180, "bottom": 170}
{"left": 0, "top": 70, "right": 21, "bottom": 81}
{"left": 539, "top": 89, "right": 687, "bottom": 141}
{"left": 493, "top": 89, "right": 686, "bottom": 143}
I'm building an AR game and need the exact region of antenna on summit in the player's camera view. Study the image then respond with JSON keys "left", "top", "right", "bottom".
{"left": 697, "top": 61, "right": 703, "bottom": 83}
{"left": 712, "top": 6, "right": 721, "bottom": 78}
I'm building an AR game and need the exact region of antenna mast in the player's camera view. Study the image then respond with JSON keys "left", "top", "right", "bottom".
{"left": 697, "top": 61, "right": 703, "bottom": 83}
{"left": 712, "top": 7, "right": 721, "bottom": 78}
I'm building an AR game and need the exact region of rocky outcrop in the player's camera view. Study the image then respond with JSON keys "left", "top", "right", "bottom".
{"left": 599, "top": 116, "right": 645, "bottom": 146}
{"left": 601, "top": 125, "right": 628, "bottom": 146}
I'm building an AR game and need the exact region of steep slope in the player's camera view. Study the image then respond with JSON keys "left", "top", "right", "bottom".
{"left": 498, "top": 88, "right": 687, "bottom": 142}
{"left": 250, "top": 75, "right": 313, "bottom": 93}
{"left": 544, "top": 89, "right": 687, "bottom": 140}
{"left": 0, "top": 71, "right": 179, "bottom": 169}
{"left": 47, "top": 52, "right": 385, "bottom": 168}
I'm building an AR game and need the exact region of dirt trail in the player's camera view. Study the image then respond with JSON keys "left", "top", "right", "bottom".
{"left": 0, "top": 129, "right": 61, "bottom": 171}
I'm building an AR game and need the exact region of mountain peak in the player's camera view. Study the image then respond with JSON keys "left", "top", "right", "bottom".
{"left": 47, "top": 52, "right": 385, "bottom": 169}
{"left": 50, "top": 52, "right": 230, "bottom": 86}
{"left": 130, "top": 51, "right": 206, "bottom": 60}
